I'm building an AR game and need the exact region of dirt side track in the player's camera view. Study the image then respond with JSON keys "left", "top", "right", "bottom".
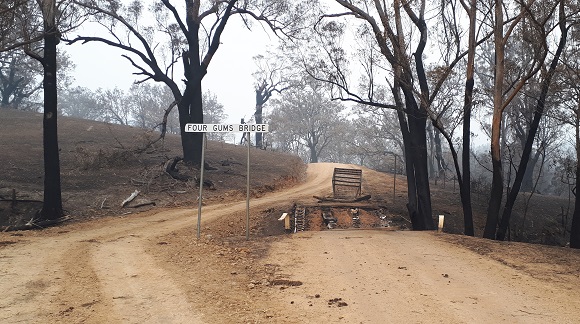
{"left": 1, "top": 163, "right": 579, "bottom": 323}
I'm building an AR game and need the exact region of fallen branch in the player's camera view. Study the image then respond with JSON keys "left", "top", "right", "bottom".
{"left": 6, "top": 215, "right": 72, "bottom": 231}
{"left": 100, "top": 197, "right": 108, "bottom": 209}
{"left": 134, "top": 100, "right": 178, "bottom": 154}
{"left": 121, "top": 190, "right": 140, "bottom": 207}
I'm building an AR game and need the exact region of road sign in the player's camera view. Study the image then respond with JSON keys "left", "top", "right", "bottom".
{"left": 185, "top": 124, "right": 269, "bottom": 133}
{"left": 186, "top": 123, "right": 269, "bottom": 240}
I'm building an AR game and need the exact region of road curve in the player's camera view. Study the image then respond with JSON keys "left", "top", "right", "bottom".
{"left": 0, "top": 162, "right": 345, "bottom": 323}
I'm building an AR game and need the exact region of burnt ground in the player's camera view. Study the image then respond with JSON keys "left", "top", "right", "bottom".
{"left": 0, "top": 108, "right": 578, "bottom": 267}
{"left": 0, "top": 108, "right": 575, "bottom": 246}
{"left": 0, "top": 109, "right": 304, "bottom": 230}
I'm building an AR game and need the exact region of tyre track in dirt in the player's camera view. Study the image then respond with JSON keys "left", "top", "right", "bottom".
{"left": 0, "top": 163, "right": 343, "bottom": 323}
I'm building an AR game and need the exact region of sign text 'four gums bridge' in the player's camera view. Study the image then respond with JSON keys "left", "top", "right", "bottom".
{"left": 184, "top": 123, "right": 269, "bottom": 240}
{"left": 185, "top": 124, "right": 269, "bottom": 133}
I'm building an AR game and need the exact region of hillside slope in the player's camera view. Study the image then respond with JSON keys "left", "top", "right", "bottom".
{"left": 0, "top": 109, "right": 304, "bottom": 228}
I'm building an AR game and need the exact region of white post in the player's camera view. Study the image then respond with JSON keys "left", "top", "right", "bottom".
{"left": 197, "top": 134, "right": 206, "bottom": 239}
{"left": 438, "top": 215, "right": 444, "bottom": 233}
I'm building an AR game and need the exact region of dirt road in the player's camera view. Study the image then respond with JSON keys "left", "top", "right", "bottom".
{"left": 1, "top": 163, "right": 579, "bottom": 323}
{"left": 264, "top": 230, "right": 580, "bottom": 323}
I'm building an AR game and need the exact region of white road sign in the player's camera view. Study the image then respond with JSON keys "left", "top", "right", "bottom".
{"left": 185, "top": 124, "right": 269, "bottom": 133}
{"left": 187, "top": 122, "right": 269, "bottom": 240}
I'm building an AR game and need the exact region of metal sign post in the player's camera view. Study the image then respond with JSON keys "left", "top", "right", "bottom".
{"left": 197, "top": 134, "right": 206, "bottom": 239}
{"left": 246, "top": 131, "right": 251, "bottom": 240}
{"left": 185, "top": 124, "right": 269, "bottom": 240}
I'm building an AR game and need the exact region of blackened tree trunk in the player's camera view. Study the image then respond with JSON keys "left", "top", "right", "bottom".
{"left": 496, "top": 4, "right": 568, "bottom": 240}
{"left": 401, "top": 127, "right": 419, "bottom": 222}
{"left": 460, "top": 0, "right": 477, "bottom": 236}
{"left": 460, "top": 77, "right": 475, "bottom": 236}
{"left": 178, "top": 6, "right": 204, "bottom": 166}
{"left": 484, "top": 136, "right": 504, "bottom": 239}
{"left": 331, "top": 0, "right": 434, "bottom": 230}
{"left": 398, "top": 107, "right": 419, "bottom": 222}
{"left": 392, "top": 79, "right": 419, "bottom": 226}
{"left": 177, "top": 64, "right": 203, "bottom": 166}
{"left": 483, "top": 0, "right": 552, "bottom": 239}
{"left": 398, "top": 74, "right": 434, "bottom": 230}
{"left": 515, "top": 111, "right": 540, "bottom": 193}
{"left": 405, "top": 10, "right": 434, "bottom": 230}
{"left": 177, "top": 85, "right": 203, "bottom": 165}
{"left": 484, "top": 0, "right": 506, "bottom": 239}
{"left": 177, "top": 0, "right": 236, "bottom": 165}
{"left": 68, "top": 0, "right": 240, "bottom": 166}
{"left": 39, "top": 0, "right": 63, "bottom": 220}
{"left": 405, "top": 96, "right": 434, "bottom": 230}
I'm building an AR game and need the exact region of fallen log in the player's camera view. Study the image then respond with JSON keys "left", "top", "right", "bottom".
{"left": 2, "top": 215, "right": 71, "bottom": 231}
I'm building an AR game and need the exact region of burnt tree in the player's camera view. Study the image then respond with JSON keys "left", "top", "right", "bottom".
{"left": 315, "top": 0, "right": 437, "bottom": 230}
{"left": 24, "top": 0, "right": 63, "bottom": 220}
{"left": 483, "top": 0, "right": 549, "bottom": 239}
{"left": 68, "top": 0, "right": 309, "bottom": 165}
